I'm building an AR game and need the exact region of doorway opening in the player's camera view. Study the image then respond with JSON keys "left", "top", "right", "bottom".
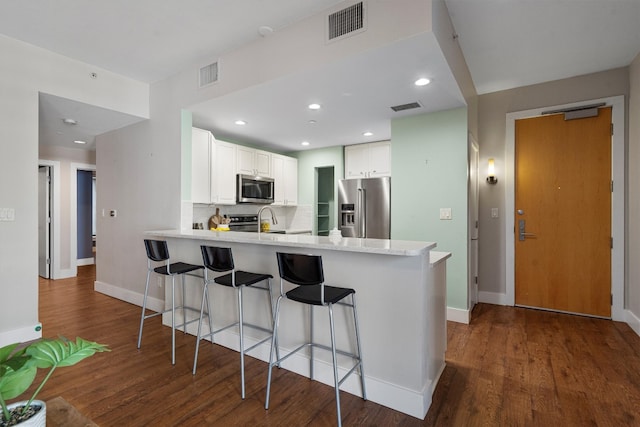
{"left": 315, "top": 166, "right": 335, "bottom": 236}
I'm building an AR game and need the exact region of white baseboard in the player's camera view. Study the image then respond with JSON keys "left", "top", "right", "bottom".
{"left": 447, "top": 306, "right": 470, "bottom": 324}
{"left": 167, "top": 313, "right": 435, "bottom": 420}
{"left": 478, "top": 291, "right": 508, "bottom": 305}
{"left": 77, "top": 257, "right": 95, "bottom": 266}
{"left": 0, "top": 323, "right": 43, "bottom": 347}
{"left": 94, "top": 280, "right": 164, "bottom": 313}
{"left": 626, "top": 309, "right": 640, "bottom": 338}
{"left": 55, "top": 268, "right": 76, "bottom": 280}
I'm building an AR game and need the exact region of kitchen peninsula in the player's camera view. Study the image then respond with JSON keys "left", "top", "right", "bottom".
{"left": 146, "top": 229, "right": 450, "bottom": 419}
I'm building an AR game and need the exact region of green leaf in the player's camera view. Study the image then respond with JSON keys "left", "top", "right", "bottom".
{"left": 0, "top": 364, "right": 36, "bottom": 401}
{"left": 0, "top": 344, "right": 19, "bottom": 364}
{"left": 26, "top": 337, "right": 109, "bottom": 369}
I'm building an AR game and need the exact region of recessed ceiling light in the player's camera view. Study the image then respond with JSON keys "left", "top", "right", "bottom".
{"left": 363, "top": 131, "right": 373, "bottom": 137}
{"left": 308, "top": 103, "right": 321, "bottom": 110}
{"left": 414, "top": 78, "right": 431, "bottom": 86}
{"left": 74, "top": 140, "right": 87, "bottom": 145}
{"left": 258, "top": 26, "right": 273, "bottom": 37}
{"left": 301, "top": 141, "right": 310, "bottom": 146}
{"left": 63, "top": 118, "right": 77, "bottom": 125}
{"left": 235, "top": 120, "right": 247, "bottom": 125}
{"left": 308, "top": 120, "right": 317, "bottom": 124}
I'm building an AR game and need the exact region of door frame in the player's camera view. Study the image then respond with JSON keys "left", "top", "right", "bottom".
{"left": 70, "top": 162, "right": 96, "bottom": 276}
{"left": 505, "top": 95, "right": 624, "bottom": 321}
{"left": 38, "top": 159, "right": 62, "bottom": 279}
{"left": 468, "top": 133, "right": 479, "bottom": 311}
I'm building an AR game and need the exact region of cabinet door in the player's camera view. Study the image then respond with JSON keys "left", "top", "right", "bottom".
{"left": 344, "top": 144, "right": 369, "bottom": 179}
{"left": 368, "top": 141, "right": 391, "bottom": 177}
{"left": 255, "top": 149, "right": 272, "bottom": 177}
{"left": 191, "top": 128, "right": 211, "bottom": 203}
{"left": 271, "top": 154, "right": 285, "bottom": 205}
{"left": 283, "top": 156, "right": 298, "bottom": 205}
{"left": 236, "top": 145, "right": 256, "bottom": 175}
{"left": 213, "top": 140, "right": 237, "bottom": 204}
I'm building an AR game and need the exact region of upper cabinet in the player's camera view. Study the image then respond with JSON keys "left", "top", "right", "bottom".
{"left": 191, "top": 127, "right": 213, "bottom": 204}
{"left": 344, "top": 140, "right": 391, "bottom": 179}
{"left": 237, "top": 146, "right": 271, "bottom": 177}
{"left": 191, "top": 128, "right": 236, "bottom": 205}
{"left": 272, "top": 154, "right": 298, "bottom": 206}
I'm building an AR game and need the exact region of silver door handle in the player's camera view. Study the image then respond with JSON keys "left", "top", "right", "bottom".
{"left": 518, "top": 219, "right": 537, "bottom": 241}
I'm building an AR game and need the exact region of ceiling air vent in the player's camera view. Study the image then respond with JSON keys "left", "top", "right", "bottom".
{"left": 199, "top": 61, "right": 218, "bottom": 87}
{"left": 327, "top": 2, "right": 365, "bottom": 42}
{"left": 390, "top": 102, "right": 422, "bottom": 112}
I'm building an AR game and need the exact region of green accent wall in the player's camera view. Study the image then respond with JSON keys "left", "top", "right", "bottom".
{"left": 295, "top": 146, "right": 344, "bottom": 234}
{"left": 391, "top": 107, "right": 469, "bottom": 310}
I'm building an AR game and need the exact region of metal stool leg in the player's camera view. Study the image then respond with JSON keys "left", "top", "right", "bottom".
{"left": 328, "top": 304, "right": 342, "bottom": 427}
{"left": 193, "top": 281, "right": 209, "bottom": 375}
{"left": 352, "top": 294, "right": 367, "bottom": 400}
{"left": 265, "top": 295, "right": 283, "bottom": 409}
{"left": 238, "top": 286, "right": 246, "bottom": 399}
{"left": 309, "top": 305, "right": 314, "bottom": 380}
{"left": 266, "top": 278, "right": 280, "bottom": 364}
{"left": 181, "top": 274, "right": 187, "bottom": 334}
{"left": 137, "top": 268, "right": 152, "bottom": 349}
{"left": 171, "top": 275, "right": 176, "bottom": 365}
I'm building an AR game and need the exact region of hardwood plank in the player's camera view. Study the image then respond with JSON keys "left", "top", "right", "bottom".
{"left": 26, "top": 266, "right": 640, "bottom": 426}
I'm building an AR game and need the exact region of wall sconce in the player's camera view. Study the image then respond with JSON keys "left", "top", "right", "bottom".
{"left": 486, "top": 158, "right": 498, "bottom": 184}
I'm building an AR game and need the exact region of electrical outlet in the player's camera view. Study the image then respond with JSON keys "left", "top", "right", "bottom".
{"left": 439, "top": 208, "right": 452, "bottom": 220}
{"left": 110, "top": 210, "right": 117, "bottom": 217}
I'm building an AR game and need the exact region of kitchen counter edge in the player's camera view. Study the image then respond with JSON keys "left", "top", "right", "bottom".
{"left": 146, "top": 229, "right": 436, "bottom": 257}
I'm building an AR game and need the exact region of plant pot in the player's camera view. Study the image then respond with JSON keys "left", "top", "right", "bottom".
{"left": 3, "top": 400, "right": 46, "bottom": 427}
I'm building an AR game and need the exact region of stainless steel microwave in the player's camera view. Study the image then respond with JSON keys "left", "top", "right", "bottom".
{"left": 236, "top": 174, "right": 274, "bottom": 204}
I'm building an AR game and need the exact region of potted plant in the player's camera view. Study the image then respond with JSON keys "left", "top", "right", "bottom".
{"left": 0, "top": 336, "right": 109, "bottom": 426}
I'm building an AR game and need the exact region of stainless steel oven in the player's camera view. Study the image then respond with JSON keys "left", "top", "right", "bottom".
{"left": 236, "top": 174, "right": 274, "bottom": 204}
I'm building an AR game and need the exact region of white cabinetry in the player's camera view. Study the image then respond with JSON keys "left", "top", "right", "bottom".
{"left": 237, "top": 146, "right": 271, "bottom": 177}
{"left": 344, "top": 140, "right": 391, "bottom": 179}
{"left": 211, "top": 140, "right": 237, "bottom": 204}
{"left": 272, "top": 154, "right": 298, "bottom": 206}
{"left": 191, "top": 128, "right": 236, "bottom": 205}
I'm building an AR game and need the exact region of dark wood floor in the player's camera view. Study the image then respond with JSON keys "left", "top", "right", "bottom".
{"left": 33, "top": 265, "right": 640, "bottom": 426}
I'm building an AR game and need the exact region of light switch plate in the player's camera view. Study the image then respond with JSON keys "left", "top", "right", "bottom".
{"left": 439, "top": 208, "right": 452, "bottom": 220}
{"left": 491, "top": 208, "right": 499, "bottom": 218}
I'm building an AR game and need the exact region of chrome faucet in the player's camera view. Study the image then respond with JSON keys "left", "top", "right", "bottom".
{"left": 257, "top": 206, "right": 278, "bottom": 234}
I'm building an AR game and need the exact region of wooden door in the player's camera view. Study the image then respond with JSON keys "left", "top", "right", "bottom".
{"left": 515, "top": 107, "right": 611, "bottom": 317}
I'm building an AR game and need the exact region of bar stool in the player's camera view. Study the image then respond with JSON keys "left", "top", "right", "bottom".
{"left": 193, "top": 245, "right": 278, "bottom": 399}
{"left": 265, "top": 252, "right": 366, "bottom": 427}
{"left": 138, "top": 239, "right": 204, "bottom": 365}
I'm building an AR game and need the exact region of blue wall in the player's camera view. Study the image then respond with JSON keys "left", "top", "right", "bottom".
{"left": 77, "top": 170, "right": 94, "bottom": 259}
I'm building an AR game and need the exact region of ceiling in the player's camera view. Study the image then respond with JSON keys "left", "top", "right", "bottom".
{"left": 2, "top": 0, "right": 638, "bottom": 152}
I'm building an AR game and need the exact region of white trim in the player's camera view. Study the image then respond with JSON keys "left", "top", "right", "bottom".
{"left": 94, "top": 280, "right": 164, "bottom": 313}
{"left": 626, "top": 309, "right": 640, "bottom": 338}
{"left": 505, "top": 96, "right": 625, "bottom": 321}
{"left": 70, "top": 163, "right": 96, "bottom": 277}
{"left": 167, "top": 314, "right": 436, "bottom": 420}
{"left": 447, "top": 306, "right": 470, "bottom": 324}
{"left": 38, "top": 160, "right": 62, "bottom": 279}
{"left": 0, "top": 323, "right": 43, "bottom": 347}
{"left": 77, "top": 257, "right": 95, "bottom": 266}
{"left": 478, "top": 291, "right": 508, "bottom": 306}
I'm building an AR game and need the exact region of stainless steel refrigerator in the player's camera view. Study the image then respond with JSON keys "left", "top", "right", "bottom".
{"left": 338, "top": 177, "right": 391, "bottom": 239}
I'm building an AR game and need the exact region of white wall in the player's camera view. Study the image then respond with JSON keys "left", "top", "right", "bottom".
{"left": 0, "top": 34, "right": 148, "bottom": 346}
{"left": 628, "top": 54, "right": 640, "bottom": 334}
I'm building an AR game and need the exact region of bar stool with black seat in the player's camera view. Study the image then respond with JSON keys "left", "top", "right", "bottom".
{"left": 138, "top": 239, "right": 204, "bottom": 365}
{"left": 265, "top": 252, "right": 367, "bottom": 427}
{"left": 193, "top": 245, "right": 278, "bottom": 399}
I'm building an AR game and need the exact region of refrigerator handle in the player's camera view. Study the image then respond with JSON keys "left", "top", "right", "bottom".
{"left": 359, "top": 188, "right": 366, "bottom": 237}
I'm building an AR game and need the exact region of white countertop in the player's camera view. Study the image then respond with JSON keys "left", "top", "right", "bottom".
{"left": 147, "top": 229, "right": 436, "bottom": 256}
